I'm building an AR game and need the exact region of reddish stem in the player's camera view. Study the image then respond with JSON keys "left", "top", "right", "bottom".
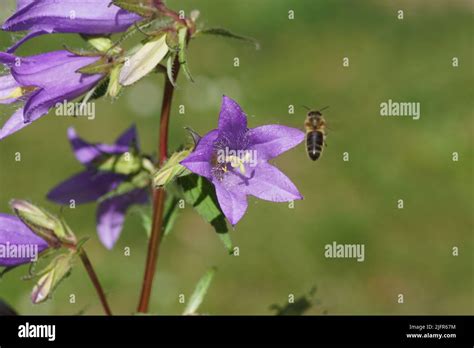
{"left": 137, "top": 57, "right": 180, "bottom": 313}
{"left": 79, "top": 249, "right": 112, "bottom": 316}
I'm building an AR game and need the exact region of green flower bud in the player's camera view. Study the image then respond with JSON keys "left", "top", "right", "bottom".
{"left": 10, "top": 200, "right": 77, "bottom": 247}
{"left": 31, "top": 253, "right": 73, "bottom": 304}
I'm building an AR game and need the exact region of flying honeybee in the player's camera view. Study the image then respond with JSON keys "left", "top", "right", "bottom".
{"left": 304, "top": 106, "right": 329, "bottom": 161}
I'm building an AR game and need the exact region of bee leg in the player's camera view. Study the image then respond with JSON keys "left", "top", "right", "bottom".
{"left": 324, "top": 141, "right": 328, "bottom": 148}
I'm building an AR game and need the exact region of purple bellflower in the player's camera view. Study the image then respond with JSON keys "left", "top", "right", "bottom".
{"left": 0, "top": 50, "right": 104, "bottom": 140}
{"left": 2, "top": 0, "right": 142, "bottom": 52}
{"left": 181, "top": 96, "right": 305, "bottom": 226}
{"left": 0, "top": 213, "right": 48, "bottom": 267}
{"left": 47, "top": 126, "right": 149, "bottom": 250}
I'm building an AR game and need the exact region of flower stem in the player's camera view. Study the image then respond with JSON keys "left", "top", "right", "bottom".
{"left": 78, "top": 248, "right": 112, "bottom": 316}
{"left": 137, "top": 57, "right": 180, "bottom": 313}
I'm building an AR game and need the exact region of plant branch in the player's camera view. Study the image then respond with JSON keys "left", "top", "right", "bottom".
{"left": 137, "top": 56, "right": 180, "bottom": 313}
{"left": 79, "top": 248, "right": 112, "bottom": 316}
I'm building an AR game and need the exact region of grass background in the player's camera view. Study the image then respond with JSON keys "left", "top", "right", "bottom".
{"left": 0, "top": 0, "right": 472, "bottom": 315}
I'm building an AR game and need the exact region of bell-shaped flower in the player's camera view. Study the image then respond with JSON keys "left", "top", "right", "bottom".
{"left": 47, "top": 126, "right": 149, "bottom": 249}
{"left": 0, "top": 213, "right": 49, "bottom": 267}
{"left": 2, "top": 0, "right": 142, "bottom": 52}
{"left": 181, "top": 96, "right": 305, "bottom": 226}
{"left": 0, "top": 50, "right": 104, "bottom": 140}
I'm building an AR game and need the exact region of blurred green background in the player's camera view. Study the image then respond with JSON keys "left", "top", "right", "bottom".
{"left": 0, "top": 0, "right": 473, "bottom": 315}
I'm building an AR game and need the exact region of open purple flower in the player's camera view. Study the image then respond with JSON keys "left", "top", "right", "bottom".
{"left": 0, "top": 50, "right": 104, "bottom": 140}
{"left": 0, "top": 213, "right": 48, "bottom": 267}
{"left": 2, "top": 0, "right": 142, "bottom": 52}
{"left": 181, "top": 96, "right": 305, "bottom": 226}
{"left": 47, "top": 126, "right": 149, "bottom": 249}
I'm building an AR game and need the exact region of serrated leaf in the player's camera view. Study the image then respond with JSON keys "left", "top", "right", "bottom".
{"left": 119, "top": 34, "right": 169, "bottom": 86}
{"left": 200, "top": 28, "right": 260, "bottom": 50}
{"left": 112, "top": 0, "right": 158, "bottom": 17}
{"left": 154, "top": 149, "right": 191, "bottom": 188}
{"left": 177, "top": 174, "right": 233, "bottom": 254}
{"left": 166, "top": 52, "right": 177, "bottom": 87}
{"left": 183, "top": 267, "right": 216, "bottom": 315}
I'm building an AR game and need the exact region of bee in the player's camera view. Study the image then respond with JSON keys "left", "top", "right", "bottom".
{"left": 304, "top": 106, "right": 329, "bottom": 161}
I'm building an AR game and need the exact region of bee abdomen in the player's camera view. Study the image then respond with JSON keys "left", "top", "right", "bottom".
{"left": 307, "top": 131, "right": 324, "bottom": 161}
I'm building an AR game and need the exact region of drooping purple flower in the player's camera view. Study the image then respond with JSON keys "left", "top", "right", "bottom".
{"left": 2, "top": 0, "right": 142, "bottom": 52}
{"left": 0, "top": 213, "right": 48, "bottom": 267}
{"left": 181, "top": 96, "right": 305, "bottom": 226}
{"left": 0, "top": 50, "right": 104, "bottom": 140}
{"left": 47, "top": 126, "right": 149, "bottom": 250}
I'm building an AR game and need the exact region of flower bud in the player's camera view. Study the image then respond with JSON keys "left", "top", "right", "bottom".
{"left": 31, "top": 253, "right": 73, "bottom": 304}
{"left": 10, "top": 200, "right": 76, "bottom": 247}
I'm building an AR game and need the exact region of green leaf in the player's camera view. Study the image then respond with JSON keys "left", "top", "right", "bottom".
{"left": 134, "top": 194, "right": 179, "bottom": 238}
{"left": 153, "top": 149, "right": 191, "bottom": 188}
{"left": 134, "top": 205, "right": 152, "bottom": 237}
{"left": 112, "top": 0, "right": 158, "bottom": 17}
{"left": 177, "top": 174, "right": 233, "bottom": 254}
{"left": 163, "top": 195, "right": 180, "bottom": 236}
{"left": 119, "top": 34, "right": 169, "bottom": 86}
{"left": 199, "top": 28, "right": 260, "bottom": 50}
{"left": 178, "top": 27, "right": 194, "bottom": 82}
{"left": 183, "top": 267, "right": 216, "bottom": 315}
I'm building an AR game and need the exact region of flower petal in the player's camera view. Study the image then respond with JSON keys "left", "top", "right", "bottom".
{"left": 11, "top": 51, "right": 101, "bottom": 89}
{"left": 2, "top": 0, "right": 141, "bottom": 34}
{"left": 0, "top": 52, "right": 17, "bottom": 67}
{"left": 67, "top": 127, "right": 103, "bottom": 165}
{"left": 213, "top": 181, "right": 248, "bottom": 226}
{"left": 47, "top": 169, "right": 126, "bottom": 205}
{"left": 218, "top": 95, "right": 247, "bottom": 134}
{"left": 68, "top": 127, "right": 132, "bottom": 166}
{"left": 119, "top": 35, "right": 169, "bottom": 86}
{"left": 115, "top": 124, "right": 140, "bottom": 150}
{"left": 0, "top": 213, "right": 48, "bottom": 267}
{"left": 0, "top": 107, "right": 42, "bottom": 140}
{"left": 22, "top": 73, "right": 103, "bottom": 123}
{"left": 180, "top": 129, "right": 219, "bottom": 179}
{"left": 0, "top": 74, "right": 22, "bottom": 104}
{"left": 96, "top": 189, "right": 149, "bottom": 249}
{"left": 17, "top": 0, "right": 36, "bottom": 10}
{"left": 243, "top": 162, "right": 303, "bottom": 202}
{"left": 247, "top": 125, "right": 305, "bottom": 161}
